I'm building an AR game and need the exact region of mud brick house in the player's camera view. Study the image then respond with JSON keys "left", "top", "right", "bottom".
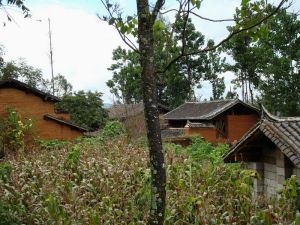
{"left": 224, "top": 106, "right": 300, "bottom": 197}
{"left": 163, "top": 99, "right": 259, "bottom": 144}
{"left": 108, "top": 102, "right": 170, "bottom": 121}
{"left": 0, "top": 79, "right": 87, "bottom": 140}
{"left": 108, "top": 102, "right": 170, "bottom": 137}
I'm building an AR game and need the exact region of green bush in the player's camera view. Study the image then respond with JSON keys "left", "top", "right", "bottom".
{"left": 64, "top": 144, "right": 81, "bottom": 171}
{"left": 0, "top": 200, "right": 25, "bottom": 225}
{"left": 39, "top": 139, "right": 68, "bottom": 151}
{"left": 101, "top": 120, "right": 124, "bottom": 139}
{"left": 0, "top": 108, "right": 34, "bottom": 157}
{"left": 0, "top": 163, "right": 12, "bottom": 182}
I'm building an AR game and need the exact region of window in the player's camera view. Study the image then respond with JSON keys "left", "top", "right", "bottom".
{"left": 216, "top": 117, "right": 226, "bottom": 138}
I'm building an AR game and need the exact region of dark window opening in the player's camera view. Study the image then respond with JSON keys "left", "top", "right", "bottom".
{"left": 216, "top": 117, "right": 227, "bottom": 138}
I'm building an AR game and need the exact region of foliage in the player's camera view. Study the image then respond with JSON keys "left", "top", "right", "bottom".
{"left": 107, "top": 47, "right": 142, "bottom": 104}
{"left": 101, "top": 120, "right": 125, "bottom": 139}
{"left": 226, "top": 7, "right": 300, "bottom": 115}
{"left": 0, "top": 108, "right": 34, "bottom": 157}
{"left": 0, "top": 163, "right": 12, "bottom": 182}
{"left": 64, "top": 144, "right": 81, "bottom": 171}
{"left": 107, "top": 18, "right": 225, "bottom": 107}
{"left": 0, "top": 57, "right": 73, "bottom": 97}
{"left": 55, "top": 91, "right": 108, "bottom": 130}
{"left": 38, "top": 139, "right": 69, "bottom": 151}
{"left": 0, "top": 0, "right": 30, "bottom": 23}
{"left": 0, "top": 136, "right": 298, "bottom": 224}
{"left": 0, "top": 59, "right": 44, "bottom": 88}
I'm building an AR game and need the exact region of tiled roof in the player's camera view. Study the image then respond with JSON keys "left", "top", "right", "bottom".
{"left": 0, "top": 79, "right": 60, "bottom": 102}
{"left": 44, "top": 114, "right": 88, "bottom": 132}
{"left": 164, "top": 99, "right": 258, "bottom": 120}
{"left": 224, "top": 106, "right": 300, "bottom": 168}
{"left": 108, "top": 102, "right": 170, "bottom": 119}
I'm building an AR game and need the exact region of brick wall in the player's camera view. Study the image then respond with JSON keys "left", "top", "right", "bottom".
{"left": 183, "top": 114, "right": 258, "bottom": 144}
{"left": 185, "top": 127, "right": 228, "bottom": 143}
{"left": 0, "top": 88, "right": 83, "bottom": 140}
{"left": 227, "top": 114, "right": 259, "bottom": 143}
{"left": 245, "top": 148, "right": 296, "bottom": 197}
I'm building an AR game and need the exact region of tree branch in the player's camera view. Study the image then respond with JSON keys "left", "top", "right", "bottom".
{"left": 151, "top": 0, "right": 165, "bottom": 24}
{"left": 160, "top": 8, "right": 234, "bottom": 22}
{"left": 188, "top": 11, "right": 234, "bottom": 22}
{"left": 181, "top": 0, "right": 191, "bottom": 55}
{"left": 158, "top": 0, "right": 286, "bottom": 74}
{"left": 99, "top": 0, "right": 139, "bottom": 53}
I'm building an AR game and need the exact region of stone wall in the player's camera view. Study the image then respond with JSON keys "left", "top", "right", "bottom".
{"left": 245, "top": 148, "right": 295, "bottom": 197}
{"left": 293, "top": 168, "right": 300, "bottom": 182}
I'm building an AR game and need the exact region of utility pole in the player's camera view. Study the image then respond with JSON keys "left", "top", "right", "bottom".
{"left": 48, "top": 18, "right": 55, "bottom": 96}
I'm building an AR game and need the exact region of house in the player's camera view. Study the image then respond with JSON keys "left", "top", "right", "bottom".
{"left": 108, "top": 102, "right": 170, "bottom": 137}
{"left": 163, "top": 99, "right": 260, "bottom": 143}
{"left": 0, "top": 79, "right": 87, "bottom": 140}
{"left": 224, "top": 106, "right": 300, "bottom": 197}
{"left": 108, "top": 102, "right": 170, "bottom": 121}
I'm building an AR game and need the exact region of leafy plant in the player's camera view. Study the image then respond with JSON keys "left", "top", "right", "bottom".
{"left": 101, "top": 120, "right": 125, "bottom": 139}
{"left": 64, "top": 144, "right": 81, "bottom": 171}
{"left": 0, "top": 135, "right": 297, "bottom": 224}
{"left": 0, "top": 163, "right": 12, "bottom": 182}
{"left": 39, "top": 139, "right": 68, "bottom": 151}
{"left": 0, "top": 108, "right": 34, "bottom": 157}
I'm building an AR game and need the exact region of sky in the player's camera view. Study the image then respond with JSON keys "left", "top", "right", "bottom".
{"left": 0, "top": 0, "right": 299, "bottom": 103}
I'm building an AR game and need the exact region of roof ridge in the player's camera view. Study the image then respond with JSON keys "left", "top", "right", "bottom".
{"left": 262, "top": 105, "right": 300, "bottom": 122}
{"left": 185, "top": 99, "right": 236, "bottom": 104}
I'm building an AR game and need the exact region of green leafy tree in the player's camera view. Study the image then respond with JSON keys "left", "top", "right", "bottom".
{"left": 0, "top": 56, "right": 72, "bottom": 98}
{"left": 107, "top": 18, "right": 210, "bottom": 107}
{"left": 257, "top": 8, "right": 300, "bottom": 116}
{"left": 107, "top": 47, "right": 142, "bottom": 103}
{"left": 42, "top": 74, "right": 73, "bottom": 97}
{"left": 55, "top": 91, "right": 107, "bottom": 130}
{"left": 226, "top": 6, "right": 300, "bottom": 115}
{"left": 101, "top": 0, "right": 287, "bottom": 223}
{"left": 0, "top": 59, "right": 44, "bottom": 88}
{"left": 205, "top": 40, "right": 226, "bottom": 100}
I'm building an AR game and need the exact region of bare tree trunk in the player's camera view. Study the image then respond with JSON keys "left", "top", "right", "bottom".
{"left": 249, "top": 80, "right": 254, "bottom": 104}
{"left": 136, "top": 1, "right": 166, "bottom": 224}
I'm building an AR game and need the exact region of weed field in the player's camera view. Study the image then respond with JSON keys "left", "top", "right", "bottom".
{"left": 0, "top": 136, "right": 298, "bottom": 224}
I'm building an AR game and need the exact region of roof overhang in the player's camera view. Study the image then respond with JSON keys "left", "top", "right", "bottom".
{"left": 44, "top": 114, "right": 87, "bottom": 132}
{"left": 224, "top": 106, "right": 300, "bottom": 168}
{"left": 0, "top": 79, "right": 60, "bottom": 102}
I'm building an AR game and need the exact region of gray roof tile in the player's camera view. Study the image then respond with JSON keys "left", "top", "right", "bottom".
{"left": 164, "top": 99, "right": 258, "bottom": 120}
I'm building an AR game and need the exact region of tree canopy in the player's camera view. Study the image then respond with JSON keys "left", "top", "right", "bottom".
{"left": 55, "top": 91, "right": 108, "bottom": 131}
{"left": 226, "top": 6, "right": 300, "bottom": 116}
{"left": 107, "top": 18, "right": 226, "bottom": 107}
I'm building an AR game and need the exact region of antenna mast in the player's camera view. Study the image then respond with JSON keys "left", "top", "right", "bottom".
{"left": 48, "top": 18, "right": 55, "bottom": 95}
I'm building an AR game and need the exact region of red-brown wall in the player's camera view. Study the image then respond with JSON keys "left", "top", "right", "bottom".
{"left": 184, "top": 114, "right": 259, "bottom": 144}
{"left": 0, "top": 88, "right": 83, "bottom": 140}
{"left": 226, "top": 114, "right": 259, "bottom": 143}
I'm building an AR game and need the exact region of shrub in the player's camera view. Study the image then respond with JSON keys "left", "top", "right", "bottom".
{"left": 0, "top": 108, "right": 34, "bottom": 157}
{"left": 101, "top": 120, "right": 124, "bottom": 139}
{"left": 64, "top": 144, "right": 81, "bottom": 171}
{"left": 0, "top": 163, "right": 12, "bottom": 182}
{"left": 39, "top": 139, "right": 68, "bottom": 151}
{"left": 0, "top": 200, "right": 25, "bottom": 225}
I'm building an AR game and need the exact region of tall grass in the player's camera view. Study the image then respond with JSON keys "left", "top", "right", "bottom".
{"left": 0, "top": 136, "right": 298, "bottom": 224}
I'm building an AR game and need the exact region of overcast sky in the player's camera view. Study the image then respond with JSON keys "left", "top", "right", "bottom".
{"left": 0, "top": 0, "right": 299, "bottom": 102}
